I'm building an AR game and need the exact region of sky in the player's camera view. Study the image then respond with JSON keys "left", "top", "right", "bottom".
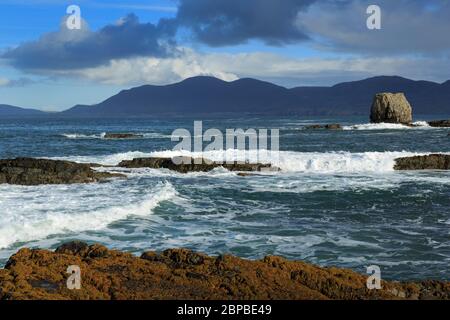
{"left": 0, "top": 0, "right": 450, "bottom": 111}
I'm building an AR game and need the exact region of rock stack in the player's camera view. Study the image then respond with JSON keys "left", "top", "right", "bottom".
{"left": 370, "top": 93, "right": 413, "bottom": 124}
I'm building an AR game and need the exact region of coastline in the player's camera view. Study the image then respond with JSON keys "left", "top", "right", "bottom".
{"left": 0, "top": 241, "right": 449, "bottom": 300}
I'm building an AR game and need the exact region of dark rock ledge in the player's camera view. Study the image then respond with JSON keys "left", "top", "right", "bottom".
{"left": 0, "top": 157, "right": 277, "bottom": 185}
{"left": 304, "top": 124, "right": 342, "bottom": 130}
{"left": 104, "top": 133, "right": 143, "bottom": 139}
{"left": 118, "top": 156, "right": 278, "bottom": 173}
{"left": 394, "top": 154, "right": 450, "bottom": 170}
{"left": 0, "top": 158, "right": 124, "bottom": 185}
{"left": 427, "top": 120, "right": 450, "bottom": 128}
{"left": 0, "top": 241, "right": 449, "bottom": 300}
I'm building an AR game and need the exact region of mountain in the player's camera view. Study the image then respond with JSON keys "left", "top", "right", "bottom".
{"left": 3, "top": 76, "right": 450, "bottom": 118}
{"left": 62, "top": 76, "right": 450, "bottom": 117}
{"left": 0, "top": 104, "right": 46, "bottom": 117}
{"left": 63, "top": 77, "right": 291, "bottom": 117}
{"left": 289, "top": 76, "right": 450, "bottom": 115}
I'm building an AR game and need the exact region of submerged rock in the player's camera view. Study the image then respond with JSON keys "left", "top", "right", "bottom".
{"left": 0, "top": 158, "right": 124, "bottom": 185}
{"left": 428, "top": 120, "right": 450, "bottom": 128}
{"left": 1, "top": 241, "right": 449, "bottom": 300}
{"left": 370, "top": 93, "right": 413, "bottom": 124}
{"left": 394, "top": 154, "right": 450, "bottom": 170}
{"left": 118, "top": 156, "right": 277, "bottom": 173}
{"left": 104, "top": 133, "right": 143, "bottom": 139}
{"left": 305, "top": 124, "right": 342, "bottom": 130}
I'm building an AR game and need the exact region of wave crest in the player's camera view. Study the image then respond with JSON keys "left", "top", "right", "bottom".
{"left": 0, "top": 181, "right": 176, "bottom": 249}
{"left": 343, "top": 121, "right": 430, "bottom": 130}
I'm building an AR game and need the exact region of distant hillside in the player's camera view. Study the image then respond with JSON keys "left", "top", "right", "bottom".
{"left": 61, "top": 76, "right": 450, "bottom": 117}
{"left": 2, "top": 76, "right": 450, "bottom": 118}
{"left": 0, "top": 104, "right": 46, "bottom": 117}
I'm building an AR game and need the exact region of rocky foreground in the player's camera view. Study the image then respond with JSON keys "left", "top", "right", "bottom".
{"left": 0, "top": 242, "right": 449, "bottom": 300}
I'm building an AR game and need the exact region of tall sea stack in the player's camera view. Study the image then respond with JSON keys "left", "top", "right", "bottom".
{"left": 370, "top": 93, "right": 413, "bottom": 124}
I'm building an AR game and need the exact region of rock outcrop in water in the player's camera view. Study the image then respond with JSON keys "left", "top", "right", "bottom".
{"left": 427, "top": 120, "right": 450, "bottom": 128}
{"left": 104, "top": 133, "right": 143, "bottom": 139}
{"left": 118, "top": 157, "right": 277, "bottom": 173}
{"left": 0, "top": 158, "right": 123, "bottom": 185}
{"left": 370, "top": 93, "right": 413, "bottom": 124}
{"left": 305, "top": 124, "right": 342, "bottom": 130}
{"left": 394, "top": 154, "right": 450, "bottom": 170}
{"left": 1, "top": 241, "right": 449, "bottom": 300}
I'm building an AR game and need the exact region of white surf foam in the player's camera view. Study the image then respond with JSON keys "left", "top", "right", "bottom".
{"left": 62, "top": 132, "right": 106, "bottom": 139}
{"left": 0, "top": 181, "right": 176, "bottom": 249}
{"left": 53, "top": 151, "right": 155, "bottom": 166}
{"left": 61, "top": 132, "right": 170, "bottom": 139}
{"left": 343, "top": 121, "right": 431, "bottom": 131}
{"left": 56, "top": 149, "right": 449, "bottom": 173}
{"left": 148, "top": 149, "right": 431, "bottom": 173}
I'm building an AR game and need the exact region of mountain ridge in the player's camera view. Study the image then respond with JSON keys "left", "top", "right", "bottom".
{"left": 0, "top": 104, "right": 47, "bottom": 117}
{"left": 2, "top": 76, "right": 450, "bottom": 117}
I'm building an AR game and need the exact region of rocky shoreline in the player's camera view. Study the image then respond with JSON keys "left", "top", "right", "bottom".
{"left": 0, "top": 241, "right": 449, "bottom": 300}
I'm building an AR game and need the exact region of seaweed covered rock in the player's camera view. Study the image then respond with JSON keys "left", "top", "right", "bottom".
{"left": 118, "top": 156, "right": 277, "bottom": 173}
{"left": 428, "top": 120, "right": 450, "bottom": 128}
{"left": 1, "top": 242, "right": 449, "bottom": 300}
{"left": 0, "top": 158, "right": 123, "bottom": 185}
{"left": 304, "top": 124, "right": 342, "bottom": 130}
{"left": 394, "top": 154, "right": 450, "bottom": 170}
{"left": 104, "top": 133, "right": 143, "bottom": 139}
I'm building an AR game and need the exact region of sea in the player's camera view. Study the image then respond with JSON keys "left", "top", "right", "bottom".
{"left": 0, "top": 115, "right": 449, "bottom": 281}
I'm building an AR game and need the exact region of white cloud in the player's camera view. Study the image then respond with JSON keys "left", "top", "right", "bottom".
{"left": 67, "top": 48, "right": 239, "bottom": 86}
{"left": 55, "top": 48, "right": 450, "bottom": 87}
{"left": 296, "top": 0, "right": 450, "bottom": 55}
{"left": 0, "top": 77, "right": 10, "bottom": 86}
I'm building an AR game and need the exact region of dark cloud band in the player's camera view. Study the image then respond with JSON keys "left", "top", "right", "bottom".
{"left": 175, "top": 0, "right": 315, "bottom": 46}
{"left": 2, "top": 14, "right": 177, "bottom": 71}
{"left": 2, "top": 0, "right": 450, "bottom": 73}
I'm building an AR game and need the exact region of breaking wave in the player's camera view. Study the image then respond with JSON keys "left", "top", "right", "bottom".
{"left": 0, "top": 181, "right": 176, "bottom": 249}
{"left": 342, "top": 121, "right": 431, "bottom": 130}
{"left": 62, "top": 132, "right": 106, "bottom": 139}
{"left": 56, "top": 149, "right": 450, "bottom": 173}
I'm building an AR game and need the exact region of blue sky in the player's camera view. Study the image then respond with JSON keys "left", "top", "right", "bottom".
{"left": 1, "top": 0, "right": 450, "bottom": 111}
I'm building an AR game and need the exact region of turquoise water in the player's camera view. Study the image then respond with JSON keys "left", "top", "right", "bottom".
{"left": 0, "top": 115, "right": 449, "bottom": 281}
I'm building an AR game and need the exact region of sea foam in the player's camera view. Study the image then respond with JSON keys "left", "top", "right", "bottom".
{"left": 56, "top": 149, "right": 446, "bottom": 173}
{"left": 342, "top": 121, "right": 431, "bottom": 130}
{"left": 0, "top": 181, "right": 176, "bottom": 249}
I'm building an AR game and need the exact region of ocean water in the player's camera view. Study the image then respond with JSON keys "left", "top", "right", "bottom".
{"left": 0, "top": 115, "right": 449, "bottom": 281}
